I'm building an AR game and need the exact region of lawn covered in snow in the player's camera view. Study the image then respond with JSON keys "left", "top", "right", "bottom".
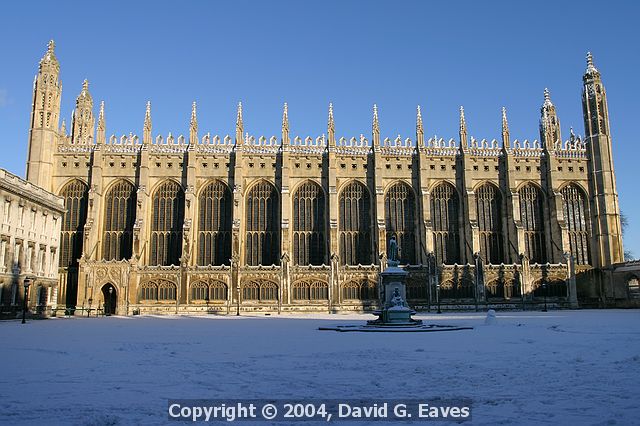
{"left": 1, "top": 310, "right": 639, "bottom": 425}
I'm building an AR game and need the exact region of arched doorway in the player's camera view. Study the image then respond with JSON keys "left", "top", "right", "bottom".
{"left": 101, "top": 284, "right": 117, "bottom": 316}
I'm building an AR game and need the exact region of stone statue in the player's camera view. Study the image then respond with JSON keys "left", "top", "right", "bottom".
{"left": 387, "top": 236, "right": 399, "bottom": 267}
{"left": 390, "top": 287, "right": 404, "bottom": 307}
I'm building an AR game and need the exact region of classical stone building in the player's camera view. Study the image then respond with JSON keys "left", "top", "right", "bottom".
{"left": 25, "top": 41, "right": 624, "bottom": 315}
{"left": 0, "top": 169, "right": 64, "bottom": 315}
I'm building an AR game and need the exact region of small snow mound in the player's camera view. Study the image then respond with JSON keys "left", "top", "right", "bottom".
{"left": 485, "top": 309, "right": 497, "bottom": 325}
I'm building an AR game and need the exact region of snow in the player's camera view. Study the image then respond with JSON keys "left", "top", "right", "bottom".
{"left": 1, "top": 310, "right": 640, "bottom": 425}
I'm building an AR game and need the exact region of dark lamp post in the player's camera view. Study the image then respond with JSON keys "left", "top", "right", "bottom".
{"left": 236, "top": 285, "right": 241, "bottom": 316}
{"left": 106, "top": 286, "right": 113, "bottom": 316}
{"left": 21, "top": 279, "right": 31, "bottom": 324}
{"left": 542, "top": 282, "right": 548, "bottom": 312}
{"left": 436, "top": 282, "right": 442, "bottom": 314}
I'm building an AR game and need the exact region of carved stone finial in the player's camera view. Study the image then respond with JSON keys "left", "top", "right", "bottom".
{"left": 41, "top": 40, "right": 59, "bottom": 69}
{"left": 502, "top": 107, "right": 509, "bottom": 132}
{"left": 189, "top": 101, "right": 198, "bottom": 144}
{"left": 585, "top": 51, "right": 599, "bottom": 76}
{"left": 236, "top": 102, "right": 243, "bottom": 127}
{"left": 77, "top": 79, "right": 92, "bottom": 102}
{"left": 282, "top": 102, "right": 289, "bottom": 131}
{"left": 372, "top": 104, "right": 379, "bottom": 134}
{"left": 416, "top": 105, "right": 423, "bottom": 132}
{"left": 543, "top": 88, "right": 553, "bottom": 106}
{"left": 97, "top": 101, "right": 105, "bottom": 132}
{"left": 459, "top": 106, "right": 466, "bottom": 129}
{"left": 328, "top": 102, "right": 335, "bottom": 131}
{"left": 190, "top": 101, "right": 197, "bottom": 128}
{"left": 144, "top": 101, "right": 152, "bottom": 131}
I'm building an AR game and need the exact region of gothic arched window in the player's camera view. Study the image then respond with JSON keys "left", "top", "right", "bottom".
{"left": 150, "top": 181, "right": 184, "bottom": 266}
{"left": 241, "top": 280, "right": 278, "bottom": 301}
{"left": 158, "top": 280, "right": 177, "bottom": 300}
{"left": 140, "top": 279, "right": 177, "bottom": 302}
{"left": 292, "top": 280, "right": 329, "bottom": 301}
{"left": 59, "top": 180, "right": 89, "bottom": 268}
{"left": 384, "top": 181, "right": 416, "bottom": 265}
{"left": 140, "top": 282, "right": 157, "bottom": 301}
{"left": 197, "top": 180, "right": 232, "bottom": 266}
{"left": 561, "top": 184, "right": 590, "bottom": 265}
{"left": 292, "top": 181, "right": 326, "bottom": 265}
{"left": 245, "top": 181, "right": 279, "bottom": 266}
{"left": 431, "top": 182, "right": 460, "bottom": 265}
{"left": 339, "top": 181, "right": 372, "bottom": 265}
{"left": 341, "top": 280, "right": 377, "bottom": 300}
{"left": 191, "top": 280, "right": 227, "bottom": 301}
{"left": 476, "top": 183, "right": 504, "bottom": 264}
{"left": 102, "top": 180, "right": 136, "bottom": 261}
{"left": 519, "top": 184, "right": 546, "bottom": 264}
{"left": 190, "top": 281, "right": 208, "bottom": 301}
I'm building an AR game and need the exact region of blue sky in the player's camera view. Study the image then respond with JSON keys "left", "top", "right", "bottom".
{"left": 1, "top": 1, "right": 639, "bottom": 255}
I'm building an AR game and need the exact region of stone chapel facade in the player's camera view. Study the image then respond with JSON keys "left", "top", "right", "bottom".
{"left": 24, "top": 41, "right": 623, "bottom": 314}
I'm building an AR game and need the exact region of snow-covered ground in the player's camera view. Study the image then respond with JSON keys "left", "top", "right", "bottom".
{"left": 1, "top": 310, "right": 639, "bottom": 425}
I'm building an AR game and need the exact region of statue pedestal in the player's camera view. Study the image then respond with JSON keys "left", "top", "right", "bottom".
{"left": 368, "top": 265, "right": 422, "bottom": 326}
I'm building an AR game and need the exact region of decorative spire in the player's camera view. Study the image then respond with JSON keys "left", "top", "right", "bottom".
{"left": 60, "top": 119, "right": 67, "bottom": 136}
{"left": 501, "top": 107, "right": 509, "bottom": 133}
{"left": 501, "top": 107, "right": 510, "bottom": 149}
{"left": 585, "top": 51, "right": 599, "bottom": 77}
{"left": 97, "top": 101, "right": 105, "bottom": 144}
{"left": 327, "top": 102, "right": 335, "bottom": 147}
{"left": 143, "top": 101, "right": 152, "bottom": 144}
{"left": 372, "top": 104, "right": 380, "bottom": 147}
{"left": 282, "top": 102, "right": 289, "bottom": 133}
{"left": 189, "top": 101, "right": 198, "bottom": 144}
{"left": 415, "top": 105, "right": 424, "bottom": 148}
{"left": 235, "top": 102, "right": 244, "bottom": 145}
{"left": 39, "top": 40, "right": 59, "bottom": 71}
{"left": 281, "top": 102, "right": 290, "bottom": 145}
{"left": 540, "top": 88, "right": 561, "bottom": 149}
{"left": 236, "top": 102, "right": 243, "bottom": 128}
{"left": 98, "top": 101, "right": 105, "bottom": 129}
{"left": 190, "top": 101, "right": 198, "bottom": 131}
{"left": 372, "top": 104, "right": 379, "bottom": 134}
{"left": 459, "top": 106, "right": 468, "bottom": 148}
{"left": 144, "top": 101, "right": 152, "bottom": 131}
{"left": 72, "top": 80, "right": 94, "bottom": 144}
{"left": 543, "top": 88, "right": 553, "bottom": 107}
{"left": 459, "top": 106, "right": 467, "bottom": 132}
{"left": 77, "top": 79, "right": 92, "bottom": 103}
{"left": 328, "top": 102, "right": 335, "bottom": 132}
